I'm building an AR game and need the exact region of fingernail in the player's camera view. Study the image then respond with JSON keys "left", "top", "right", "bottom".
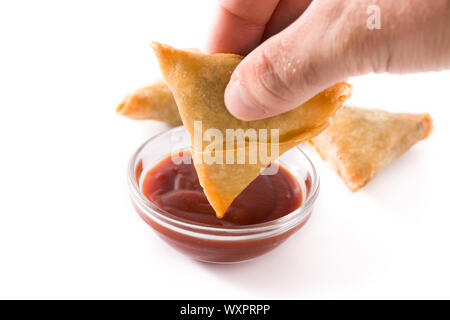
{"left": 225, "top": 80, "right": 265, "bottom": 120}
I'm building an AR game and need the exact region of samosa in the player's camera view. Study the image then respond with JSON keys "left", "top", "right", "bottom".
{"left": 152, "top": 42, "right": 352, "bottom": 217}
{"left": 309, "top": 106, "right": 433, "bottom": 191}
{"left": 116, "top": 81, "right": 182, "bottom": 126}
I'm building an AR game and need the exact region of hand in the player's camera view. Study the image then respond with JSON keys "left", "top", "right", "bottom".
{"left": 207, "top": 0, "right": 450, "bottom": 120}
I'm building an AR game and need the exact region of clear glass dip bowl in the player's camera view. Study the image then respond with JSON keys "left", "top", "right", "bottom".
{"left": 128, "top": 127, "right": 319, "bottom": 263}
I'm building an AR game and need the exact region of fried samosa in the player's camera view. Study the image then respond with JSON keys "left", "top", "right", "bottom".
{"left": 151, "top": 42, "right": 351, "bottom": 218}
{"left": 309, "top": 106, "right": 433, "bottom": 192}
{"left": 116, "top": 81, "right": 182, "bottom": 126}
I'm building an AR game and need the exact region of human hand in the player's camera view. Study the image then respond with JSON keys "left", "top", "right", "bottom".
{"left": 207, "top": 0, "right": 450, "bottom": 120}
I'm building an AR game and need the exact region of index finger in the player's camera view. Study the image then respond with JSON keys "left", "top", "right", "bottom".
{"left": 206, "top": 0, "right": 280, "bottom": 55}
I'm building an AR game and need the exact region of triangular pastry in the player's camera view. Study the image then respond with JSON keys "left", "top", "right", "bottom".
{"left": 152, "top": 42, "right": 352, "bottom": 217}
{"left": 116, "top": 81, "right": 182, "bottom": 126}
{"left": 309, "top": 106, "right": 433, "bottom": 192}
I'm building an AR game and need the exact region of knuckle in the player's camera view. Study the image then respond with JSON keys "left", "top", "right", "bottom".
{"left": 251, "top": 50, "right": 294, "bottom": 104}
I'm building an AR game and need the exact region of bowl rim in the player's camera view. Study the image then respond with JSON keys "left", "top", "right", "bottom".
{"left": 127, "top": 126, "right": 320, "bottom": 235}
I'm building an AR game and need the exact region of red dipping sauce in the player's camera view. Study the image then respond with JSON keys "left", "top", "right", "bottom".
{"left": 132, "top": 150, "right": 313, "bottom": 263}
{"left": 142, "top": 152, "right": 302, "bottom": 227}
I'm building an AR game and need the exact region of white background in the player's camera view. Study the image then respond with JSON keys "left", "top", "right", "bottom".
{"left": 1, "top": 0, "right": 449, "bottom": 299}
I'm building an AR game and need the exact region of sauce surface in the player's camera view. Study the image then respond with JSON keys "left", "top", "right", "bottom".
{"left": 141, "top": 151, "right": 302, "bottom": 227}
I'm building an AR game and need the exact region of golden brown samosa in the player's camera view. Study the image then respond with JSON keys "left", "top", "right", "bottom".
{"left": 152, "top": 42, "right": 352, "bottom": 217}
{"left": 309, "top": 106, "right": 433, "bottom": 192}
{"left": 116, "top": 82, "right": 182, "bottom": 126}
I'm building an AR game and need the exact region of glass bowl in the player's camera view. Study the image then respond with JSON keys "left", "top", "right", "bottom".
{"left": 127, "top": 126, "right": 319, "bottom": 263}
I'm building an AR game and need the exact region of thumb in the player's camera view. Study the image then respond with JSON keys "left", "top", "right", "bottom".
{"left": 225, "top": 0, "right": 450, "bottom": 120}
{"left": 224, "top": 4, "right": 353, "bottom": 120}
